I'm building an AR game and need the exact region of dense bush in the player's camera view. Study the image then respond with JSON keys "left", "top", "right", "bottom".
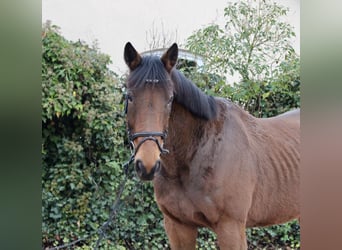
{"left": 42, "top": 23, "right": 172, "bottom": 250}
{"left": 42, "top": 17, "right": 299, "bottom": 250}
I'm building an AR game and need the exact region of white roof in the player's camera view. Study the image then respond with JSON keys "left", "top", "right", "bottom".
{"left": 141, "top": 48, "right": 204, "bottom": 68}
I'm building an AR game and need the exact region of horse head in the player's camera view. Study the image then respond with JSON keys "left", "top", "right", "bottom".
{"left": 124, "top": 42, "right": 178, "bottom": 181}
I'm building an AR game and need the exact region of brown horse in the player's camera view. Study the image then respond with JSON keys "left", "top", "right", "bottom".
{"left": 123, "top": 42, "right": 300, "bottom": 249}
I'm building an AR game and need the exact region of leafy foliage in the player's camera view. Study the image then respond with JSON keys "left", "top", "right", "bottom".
{"left": 186, "top": 0, "right": 296, "bottom": 82}
{"left": 247, "top": 220, "right": 300, "bottom": 249}
{"left": 185, "top": 0, "right": 300, "bottom": 118}
{"left": 42, "top": 23, "right": 165, "bottom": 249}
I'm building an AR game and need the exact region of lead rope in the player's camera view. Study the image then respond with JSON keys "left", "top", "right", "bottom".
{"left": 94, "top": 96, "right": 136, "bottom": 249}
{"left": 94, "top": 154, "right": 135, "bottom": 250}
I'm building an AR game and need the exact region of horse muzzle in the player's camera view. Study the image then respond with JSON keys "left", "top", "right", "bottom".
{"left": 128, "top": 131, "right": 168, "bottom": 181}
{"left": 135, "top": 159, "right": 161, "bottom": 181}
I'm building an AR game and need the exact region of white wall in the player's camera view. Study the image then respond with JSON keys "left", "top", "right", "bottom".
{"left": 42, "top": 0, "right": 299, "bottom": 75}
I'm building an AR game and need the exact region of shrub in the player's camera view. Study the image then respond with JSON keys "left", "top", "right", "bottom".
{"left": 42, "top": 23, "right": 169, "bottom": 250}
{"left": 42, "top": 23, "right": 131, "bottom": 248}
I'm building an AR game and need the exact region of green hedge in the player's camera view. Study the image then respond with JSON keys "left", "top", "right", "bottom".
{"left": 42, "top": 23, "right": 131, "bottom": 248}
{"left": 42, "top": 23, "right": 299, "bottom": 249}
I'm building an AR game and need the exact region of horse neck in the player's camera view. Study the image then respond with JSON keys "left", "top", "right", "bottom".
{"left": 161, "top": 102, "right": 207, "bottom": 177}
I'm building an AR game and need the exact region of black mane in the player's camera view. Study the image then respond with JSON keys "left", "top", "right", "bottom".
{"left": 127, "top": 56, "right": 217, "bottom": 120}
{"left": 171, "top": 70, "right": 217, "bottom": 120}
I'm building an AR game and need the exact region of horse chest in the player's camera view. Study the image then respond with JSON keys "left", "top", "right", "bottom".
{"left": 154, "top": 180, "right": 219, "bottom": 227}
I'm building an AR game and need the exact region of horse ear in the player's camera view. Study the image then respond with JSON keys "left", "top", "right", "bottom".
{"left": 124, "top": 42, "right": 142, "bottom": 71}
{"left": 161, "top": 43, "right": 178, "bottom": 72}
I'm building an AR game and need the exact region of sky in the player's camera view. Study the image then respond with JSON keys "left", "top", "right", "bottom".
{"left": 42, "top": 0, "right": 299, "bottom": 75}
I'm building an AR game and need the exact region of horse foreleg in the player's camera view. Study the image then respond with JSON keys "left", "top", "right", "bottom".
{"left": 215, "top": 218, "right": 247, "bottom": 250}
{"left": 164, "top": 215, "right": 197, "bottom": 250}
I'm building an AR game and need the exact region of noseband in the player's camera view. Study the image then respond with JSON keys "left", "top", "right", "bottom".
{"left": 128, "top": 131, "right": 169, "bottom": 156}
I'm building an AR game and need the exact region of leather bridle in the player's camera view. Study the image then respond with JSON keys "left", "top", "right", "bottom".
{"left": 128, "top": 131, "right": 169, "bottom": 156}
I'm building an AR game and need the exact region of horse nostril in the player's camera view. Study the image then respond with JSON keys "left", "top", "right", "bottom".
{"left": 135, "top": 160, "right": 144, "bottom": 174}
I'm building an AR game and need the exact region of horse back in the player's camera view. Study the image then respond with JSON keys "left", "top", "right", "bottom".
{"left": 274, "top": 108, "right": 300, "bottom": 122}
